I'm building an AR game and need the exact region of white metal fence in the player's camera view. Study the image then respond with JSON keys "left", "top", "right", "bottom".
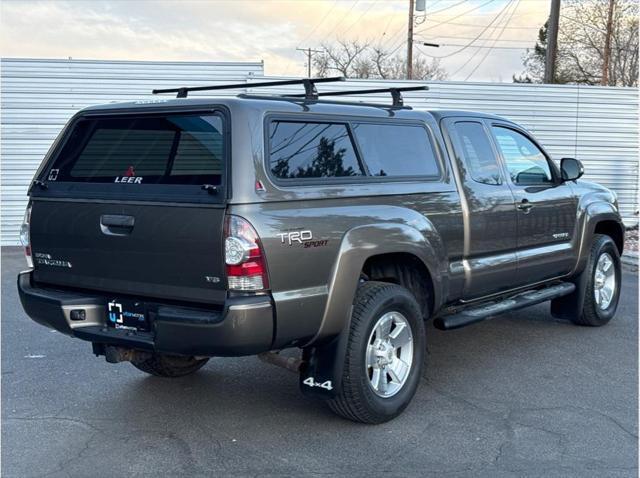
{"left": 1, "top": 59, "right": 637, "bottom": 245}
{"left": 1, "top": 58, "right": 264, "bottom": 245}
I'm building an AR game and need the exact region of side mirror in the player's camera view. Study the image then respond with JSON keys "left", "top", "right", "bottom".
{"left": 560, "top": 157, "right": 584, "bottom": 181}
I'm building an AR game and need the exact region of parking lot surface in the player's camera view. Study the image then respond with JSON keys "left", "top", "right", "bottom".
{"left": 2, "top": 247, "right": 637, "bottom": 477}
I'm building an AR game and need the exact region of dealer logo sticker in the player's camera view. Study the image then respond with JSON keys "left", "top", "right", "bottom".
{"left": 108, "top": 301, "right": 123, "bottom": 324}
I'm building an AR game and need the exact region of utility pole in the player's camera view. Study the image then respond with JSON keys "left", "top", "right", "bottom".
{"left": 407, "top": 0, "right": 415, "bottom": 80}
{"left": 296, "top": 47, "right": 323, "bottom": 78}
{"left": 544, "top": 0, "right": 561, "bottom": 84}
{"left": 601, "top": 0, "right": 615, "bottom": 86}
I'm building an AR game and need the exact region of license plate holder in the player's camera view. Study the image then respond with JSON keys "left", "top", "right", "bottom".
{"left": 106, "top": 299, "right": 149, "bottom": 332}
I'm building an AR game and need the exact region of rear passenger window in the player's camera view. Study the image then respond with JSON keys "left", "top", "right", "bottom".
{"left": 352, "top": 123, "right": 439, "bottom": 177}
{"left": 268, "top": 121, "right": 364, "bottom": 179}
{"left": 454, "top": 122, "right": 502, "bottom": 185}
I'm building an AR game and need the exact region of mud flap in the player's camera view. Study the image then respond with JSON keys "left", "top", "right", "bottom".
{"left": 299, "top": 325, "right": 350, "bottom": 400}
{"left": 550, "top": 266, "right": 589, "bottom": 320}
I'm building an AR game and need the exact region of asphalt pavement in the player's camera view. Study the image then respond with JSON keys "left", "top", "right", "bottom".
{"left": 2, "top": 247, "right": 637, "bottom": 477}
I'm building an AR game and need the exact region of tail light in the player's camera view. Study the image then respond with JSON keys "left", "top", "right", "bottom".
{"left": 19, "top": 203, "right": 33, "bottom": 268}
{"left": 224, "top": 215, "right": 269, "bottom": 291}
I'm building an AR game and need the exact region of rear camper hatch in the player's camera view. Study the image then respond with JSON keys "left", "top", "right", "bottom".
{"left": 28, "top": 108, "right": 229, "bottom": 305}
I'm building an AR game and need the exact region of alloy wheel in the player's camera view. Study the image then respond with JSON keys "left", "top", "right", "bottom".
{"left": 366, "top": 311, "right": 414, "bottom": 398}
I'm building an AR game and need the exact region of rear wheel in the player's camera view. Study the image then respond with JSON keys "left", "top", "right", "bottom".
{"left": 132, "top": 354, "right": 209, "bottom": 377}
{"left": 327, "top": 281, "right": 425, "bottom": 424}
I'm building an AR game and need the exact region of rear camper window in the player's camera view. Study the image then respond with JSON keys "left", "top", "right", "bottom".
{"left": 48, "top": 113, "right": 225, "bottom": 185}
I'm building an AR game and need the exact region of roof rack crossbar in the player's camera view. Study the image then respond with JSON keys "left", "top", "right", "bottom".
{"left": 238, "top": 94, "right": 413, "bottom": 111}
{"left": 152, "top": 76, "right": 345, "bottom": 99}
{"left": 286, "top": 86, "right": 428, "bottom": 107}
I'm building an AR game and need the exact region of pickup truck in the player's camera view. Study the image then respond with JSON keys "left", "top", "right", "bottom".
{"left": 18, "top": 78, "right": 624, "bottom": 423}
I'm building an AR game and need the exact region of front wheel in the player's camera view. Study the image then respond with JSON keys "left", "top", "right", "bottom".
{"left": 328, "top": 281, "right": 425, "bottom": 424}
{"left": 571, "top": 234, "right": 622, "bottom": 326}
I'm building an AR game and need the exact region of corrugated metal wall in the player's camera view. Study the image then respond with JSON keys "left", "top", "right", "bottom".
{"left": 1, "top": 59, "right": 637, "bottom": 245}
{"left": 251, "top": 78, "right": 638, "bottom": 228}
{"left": 1, "top": 58, "right": 264, "bottom": 245}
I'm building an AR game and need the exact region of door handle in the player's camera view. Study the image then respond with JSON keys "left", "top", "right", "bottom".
{"left": 100, "top": 214, "right": 135, "bottom": 236}
{"left": 517, "top": 199, "right": 533, "bottom": 213}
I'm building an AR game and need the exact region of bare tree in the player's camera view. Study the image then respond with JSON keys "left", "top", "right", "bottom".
{"left": 371, "top": 47, "right": 390, "bottom": 79}
{"left": 412, "top": 57, "right": 448, "bottom": 81}
{"left": 352, "top": 56, "right": 374, "bottom": 79}
{"left": 515, "top": 0, "right": 638, "bottom": 86}
{"left": 318, "top": 40, "right": 369, "bottom": 77}
{"left": 313, "top": 39, "right": 449, "bottom": 81}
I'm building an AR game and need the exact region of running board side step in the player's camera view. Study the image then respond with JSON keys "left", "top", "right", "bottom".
{"left": 433, "top": 282, "right": 576, "bottom": 331}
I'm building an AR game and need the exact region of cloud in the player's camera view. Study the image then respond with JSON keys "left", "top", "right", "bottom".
{"left": 0, "top": 0, "right": 549, "bottom": 81}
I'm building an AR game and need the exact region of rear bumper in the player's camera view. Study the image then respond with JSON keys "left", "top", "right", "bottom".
{"left": 17, "top": 271, "right": 274, "bottom": 357}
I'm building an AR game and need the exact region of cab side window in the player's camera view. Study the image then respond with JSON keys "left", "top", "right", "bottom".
{"left": 454, "top": 121, "right": 503, "bottom": 185}
{"left": 268, "top": 121, "right": 364, "bottom": 180}
{"left": 492, "top": 126, "right": 553, "bottom": 185}
{"left": 352, "top": 123, "right": 440, "bottom": 178}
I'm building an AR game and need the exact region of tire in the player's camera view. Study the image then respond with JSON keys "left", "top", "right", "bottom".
{"left": 327, "top": 281, "right": 426, "bottom": 424}
{"left": 131, "top": 354, "right": 209, "bottom": 377}
{"left": 570, "top": 234, "right": 622, "bottom": 326}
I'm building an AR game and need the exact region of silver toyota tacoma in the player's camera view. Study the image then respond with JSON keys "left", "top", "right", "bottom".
{"left": 18, "top": 78, "right": 624, "bottom": 423}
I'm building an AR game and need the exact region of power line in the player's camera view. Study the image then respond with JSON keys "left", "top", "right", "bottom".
{"left": 339, "top": 0, "right": 378, "bottom": 38}
{"left": 429, "top": 35, "right": 538, "bottom": 43}
{"left": 560, "top": 14, "right": 607, "bottom": 34}
{"left": 464, "top": 0, "right": 522, "bottom": 80}
{"left": 419, "top": 18, "right": 539, "bottom": 29}
{"left": 282, "top": 0, "right": 339, "bottom": 76}
{"left": 437, "top": 43, "right": 528, "bottom": 49}
{"left": 324, "top": 0, "right": 360, "bottom": 39}
{"left": 388, "top": 38, "right": 408, "bottom": 57}
{"left": 384, "top": 0, "right": 480, "bottom": 58}
{"left": 300, "top": 0, "right": 340, "bottom": 43}
{"left": 414, "top": 0, "right": 498, "bottom": 34}
{"left": 382, "top": 0, "right": 481, "bottom": 52}
{"left": 444, "top": 0, "right": 519, "bottom": 78}
{"left": 419, "top": 0, "right": 516, "bottom": 58}
{"left": 427, "top": 0, "right": 470, "bottom": 16}
{"left": 379, "top": 10, "right": 416, "bottom": 51}
{"left": 377, "top": 11, "right": 398, "bottom": 47}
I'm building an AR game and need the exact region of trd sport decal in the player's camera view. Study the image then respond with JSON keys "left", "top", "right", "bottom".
{"left": 278, "top": 230, "right": 312, "bottom": 245}
{"left": 278, "top": 230, "right": 328, "bottom": 248}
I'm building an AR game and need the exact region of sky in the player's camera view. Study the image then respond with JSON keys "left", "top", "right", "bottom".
{"left": 0, "top": 0, "right": 551, "bottom": 82}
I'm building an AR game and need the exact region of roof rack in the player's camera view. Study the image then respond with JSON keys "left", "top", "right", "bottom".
{"left": 285, "top": 86, "right": 428, "bottom": 107}
{"left": 152, "top": 76, "right": 345, "bottom": 99}
{"left": 238, "top": 94, "right": 411, "bottom": 111}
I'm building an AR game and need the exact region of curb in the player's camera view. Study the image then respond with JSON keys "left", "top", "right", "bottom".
{"left": 621, "top": 253, "right": 638, "bottom": 270}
